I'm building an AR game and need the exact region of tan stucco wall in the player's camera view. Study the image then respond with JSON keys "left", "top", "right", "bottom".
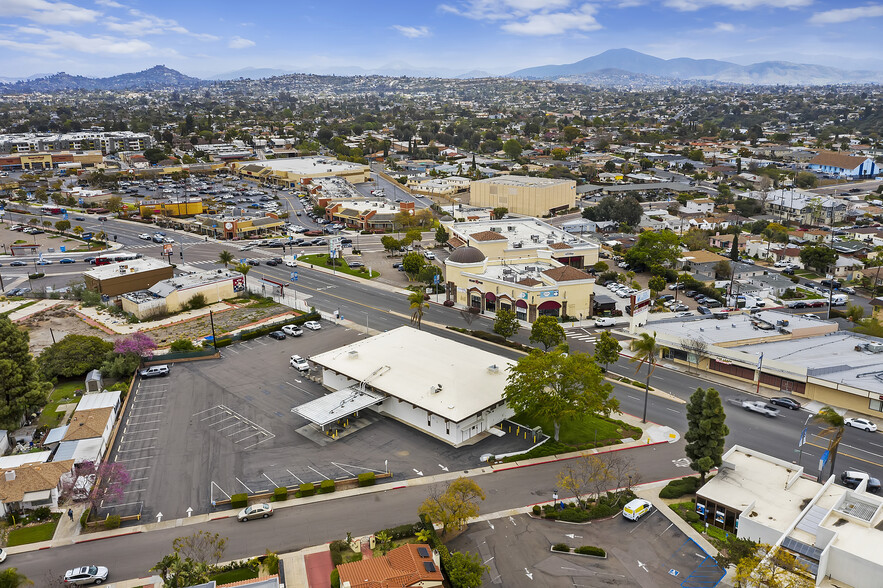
{"left": 469, "top": 180, "right": 576, "bottom": 216}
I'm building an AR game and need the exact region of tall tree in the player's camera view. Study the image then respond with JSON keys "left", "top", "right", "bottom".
{"left": 445, "top": 550, "right": 488, "bottom": 588}
{"left": 624, "top": 230, "right": 681, "bottom": 271}
{"left": 493, "top": 308, "right": 519, "bottom": 340}
{"left": 800, "top": 244, "right": 837, "bottom": 275}
{"left": 502, "top": 138, "right": 522, "bottom": 160}
{"left": 684, "top": 387, "right": 729, "bottom": 483}
{"left": 408, "top": 290, "right": 428, "bottom": 330}
{"left": 730, "top": 234, "right": 740, "bottom": 262}
{"left": 593, "top": 330, "right": 622, "bottom": 372}
{"left": 418, "top": 477, "right": 486, "bottom": 536}
{"left": 217, "top": 250, "right": 234, "bottom": 268}
{"left": 504, "top": 349, "right": 618, "bottom": 441}
{"left": 37, "top": 334, "right": 114, "bottom": 380}
{"left": 629, "top": 332, "right": 665, "bottom": 424}
{"left": 0, "top": 318, "right": 50, "bottom": 429}
{"left": 528, "top": 315, "right": 565, "bottom": 351}
{"left": 733, "top": 544, "right": 814, "bottom": 588}
{"left": 813, "top": 406, "right": 845, "bottom": 482}
{"left": 434, "top": 225, "right": 449, "bottom": 246}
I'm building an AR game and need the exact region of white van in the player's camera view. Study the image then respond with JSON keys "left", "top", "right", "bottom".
{"left": 622, "top": 498, "right": 652, "bottom": 521}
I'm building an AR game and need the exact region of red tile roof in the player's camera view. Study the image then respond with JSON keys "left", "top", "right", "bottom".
{"left": 469, "top": 230, "right": 507, "bottom": 242}
{"left": 337, "top": 544, "right": 443, "bottom": 588}
{"left": 542, "top": 265, "right": 592, "bottom": 282}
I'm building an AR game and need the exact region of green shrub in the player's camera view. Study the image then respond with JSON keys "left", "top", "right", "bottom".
{"left": 214, "top": 338, "right": 233, "bottom": 348}
{"left": 273, "top": 487, "right": 288, "bottom": 501}
{"left": 348, "top": 553, "right": 363, "bottom": 563}
{"left": 552, "top": 543, "right": 570, "bottom": 552}
{"left": 320, "top": 479, "right": 335, "bottom": 494}
{"left": 659, "top": 477, "right": 700, "bottom": 499}
{"left": 79, "top": 508, "right": 90, "bottom": 528}
{"left": 299, "top": 482, "right": 315, "bottom": 497}
{"left": 558, "top": 507, "right": 593, "bottom": 523}
{"left": 32, "top": 506, "right": 52, "bottom": 521}
{"left": 532, "top": 505, "right": 541, "bottom": 516}
{"left": 542, "top": 504, "right": 555, "bottom": 513}
{"left": 104, "top": 515, "right": 121, "bottom": 529}
{"left": 544, "top": 511, "right": 559, "bottom": 520}
{"left": 170, "top": 339, "right": 196, "bottom": 352}
{"left": 575, "top": 546, "right": 606, "bottom": 557}
{"left": 264, "top": 551, "right": 279, "bottom": 575}
{"left": 231, "top": 493, "right": 248, "bottom": 508}
{"left": 376, "top": 523, "right": 417, "bottom": 541}
{"left": 184, "top": 293, "right": 208, "bottom": 310}
{"left": 329, "top": 540, "right": 347, "bottom": 566}
{"left": 685, "top": 510, "right": 700, "bottom": 523}
{"left": 358, "top": 472, "right": 375, "bottom": 487}
{"left": 330, "top": 568, "right": 340, "bottom": 588}
{"left": 589, "top": 503, "right": 616, "bottom": 518}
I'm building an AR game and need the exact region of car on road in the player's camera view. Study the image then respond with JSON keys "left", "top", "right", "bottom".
{"left": 59, "top": 258, "right": 76, "bottom": 264}
{"left": 139, "top": 233, "right": 151, "bottom": 240}
{"left": 9, "top": 260, "right": 27, "bottom": 267}
{"left": 840, "top": 471, "right": 881, "bottom": 493}
{"left": 594, "top": 317, "right": 615, "bottom": 328}
{"left": 284, "top": 259, "right": 298, "bottom": 267}
{"left": 84, "top": 257, "right": 96, "bottom": 264}
{"left": 348, "top": 260, "right": 364, "bottom": 268}
{"left": 63, "top": 565, "right": 109, "bottom": 585}
{"left": 247, "top": 259, "right": 261, "bottom": 266}
{"left": 37, "top": 259, "right": 53, "bottom": 265}
{"left": 769, "top": 397, "right": 801, "bottom": 410}
{"left": 268, "top": 330, "right": 286, "bottom": 340}
{"left": 845, "top": 417, "right": 877, "bottom": 432}
{"left": 423, "top": 251, "right": 436, "bottom": 260}
{"left": 804, "top": 314, "right": 820, "bottom": 319}
{"left": 303, "top": 320, "right": 321, "bottom": 330}
{"left": 265, "top": 259, "right": 279, "bottom": 266}
{"left": 841, "top": 286, "right": 856, "bottom": 294}
{"left": 290, "top": 354, "right": 310, "bottom": 372}
{"left": 74, "top": 216, "right": 85, "bottom": 221}
{"left": 742, "top": 400, "right": 780, "bottom": 417}
{"left": 140, "top": 365, "right": 170, "bottom": 378}
{"left": 97, "top": 216, "right": 108, "bottom": 221}
{"left": 282, "top": 324, "right": 303, "bottom": 337}
{"left": 676, "top": 311, "right": 694, "bottom": 317}
{"left": 238, "top": 503, "right": 273, "bottom": 521}
{"left": 0, "top": 547, "right": 6, "bottom": 563}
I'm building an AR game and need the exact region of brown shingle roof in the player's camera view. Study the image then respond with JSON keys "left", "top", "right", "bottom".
{"left": 0, "top": 460, "right": 74, "bottom": 503}
{"left": 469, "top": 230, "right": 507, "bottom": 242}
{"left": 517, "top": 277, "right": 542, "bottom": 286}
{"left": 809, "top": 151, "right": 867, "bottom": 171}
{"left": 681, "top": 250, "right": 728, "bottom": 264}
{"left": 548, "top": 242, "right": 573, "bottom": 250}
{"left": 63, "top": 407, "right": 113, "bottom": 442}
{"left": 542, "top": 265, "right": 591, "bottom": 282}
{"left": 337, "top": 544, "right": 442, "bottom": 588}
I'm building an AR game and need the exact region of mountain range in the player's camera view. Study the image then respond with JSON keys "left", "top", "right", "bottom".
{"left": 3, "top": 49, "right": 882, "bottom": 92}
{"left": 508, "top": 48, "right": 883, "bottom": 85}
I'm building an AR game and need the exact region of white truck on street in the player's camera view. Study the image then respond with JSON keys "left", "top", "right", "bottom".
{"left": 741, "top": 400, "right": 780, "bottom": 417}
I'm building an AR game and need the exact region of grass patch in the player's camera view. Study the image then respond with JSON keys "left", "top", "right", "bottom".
{"left": 7, "top": 516, "right": 60, "bottom": 546}
{"left": 514, "top": 410, "right": 641, "bottom": 447}
{"left": 37, "top": 379, "right": 84, "bottom": 427}
{"left": 209, "top": 568, "right": 259, "bottom": 584}
{"left": 0, "top": 300, "right": 38, "bottom": 318}
{"left": 298, "top": 254, "right": 379, "bottom": 279}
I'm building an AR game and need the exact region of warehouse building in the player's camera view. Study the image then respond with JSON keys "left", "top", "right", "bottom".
{"left": 469, "top": 176, "right": 576, "bottom": 217}
{"left": 83, "top": 258, "right": 174, "bottom": 297}
{"left": 229, "top": 156, "right": 369, "bottom": 188}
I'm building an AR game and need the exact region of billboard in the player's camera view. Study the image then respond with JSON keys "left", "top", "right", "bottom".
{"left": 162, "top": 243, "right": 173, "bottom": 256}
{"left": 630, "top": 289, "right": 652, "bottom": 316}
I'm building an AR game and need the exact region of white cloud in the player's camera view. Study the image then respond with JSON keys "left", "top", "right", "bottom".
{"left": 16, "top": 26, "right": 153, "bottom": 54}
{"left": 104, "top": 8, "right": 218, "bottom": 40}
{"left": 228, "top": 36, "right": 255, "bottom": 49}
{"left": 809, "top": 4, "right": 883, "bottom": 24}
{"left": 663, "top": 0, "right": 811, "bottom": 10}
{"left": 713, "top": 21, "right": 736, "bottom": 31}
{"left": 94, "top": 0, "right": 123, "bottom": 7}
{"left": 439, "top": 0, "right": 601, "bottom": 35}
{"left": 501, "top": 4, "right": 601, "bottom": 35}
{"left": 6, "top": 0, "right": 100, "bottom": 25}
{"left": 392, "top": 25, "right": 431, "bottom": 38}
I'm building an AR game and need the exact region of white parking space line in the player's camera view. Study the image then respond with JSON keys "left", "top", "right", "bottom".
{"left": 285, "top": 381, "right": 315, "bottom": 397}
{"left": 122, "top": 437, "right": 157, "bottom": 443}
{"left": 227, "top": 426, "right": 254, "bottom": 437}
{"left": 308, "top": 466, "right": 329, "bottom": 480}
{"left": 225, "top": 348, "right": 240, "bottom": 354}
{"left": 127, "top": 418, "right": 162, "bottom": 426}
{"left": 332, "top": 463, "right": 354, "bottom": 477}
{"left": 124, "top": 427, "right": 159, "bottom": 434}
{"left": 211, "top": 481, "right": 231, "bottom": 500}
{"left": 262, "top": 473, "right": 277, "bottom": 487}
{"left": 236, "top": 477, "right": 253, "bottom": 493}
{"left": 205, "top": 415, "right": 236, "bottom": 425}
{"left": 131, "top": 478, "right": 149, "bottom": 483}
{"left": 115, "top": 456, "right": 153, "bottom": 463}
{"left": 127, "top": 466, "right": 151, "bottom": 473}
{"left": 217, "top": 422, "right": 243, "bottom": 432}
{"left": 331, "top": 462, "right": 387, "bottom": 474}
{"left": 286, "top": 469, "right": 304, "bottom": 484}
{"left": 129, "top": 410, "right": 164, "bottom": 417}
{"left": 116, "top": 446, "right": 155, "bottom": 453}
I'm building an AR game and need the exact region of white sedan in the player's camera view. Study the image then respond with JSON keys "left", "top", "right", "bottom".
{"left": 303, "top": 321, "right": 321, "bottom": 331}
{"left": 845, "top": 418, "right": 877, "bottom": 432}
{"left": 138, "top": 233, "right": 152, "bottom": 240}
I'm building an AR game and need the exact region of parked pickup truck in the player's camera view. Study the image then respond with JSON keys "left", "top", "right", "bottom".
{"left": 742, "top": 400, "right": 780, "bottom": 417}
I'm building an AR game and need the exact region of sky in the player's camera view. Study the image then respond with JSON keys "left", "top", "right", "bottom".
{"left": 2, "top": 0, "right": 882, "bottom": 79}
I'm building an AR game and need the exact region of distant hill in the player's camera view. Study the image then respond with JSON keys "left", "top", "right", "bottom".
{"left": 209, "top": 67, "right": 292, "bottom": 80}
{"left": 509, "top": 48, "right": 883, "bottom": 85}
{"left": 1, "top": 65, "right": 204, "bottom": 92}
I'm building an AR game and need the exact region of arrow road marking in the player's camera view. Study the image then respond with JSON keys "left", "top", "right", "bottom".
{"left": 439, "top": 464, "right": 449, "bottom": 471}
{"left": 637, "top": 560, "right": 648, "bottom": 572}
{"left": 565, "top": 534, "right": 583, "bottom": 539}
{"left": 186, "top": 507, "right": 193, "bottom": 518}
{"left": 488, "top": 521, "right": 494, "bottom": 530}
{"left": 509, "top": 516, "right": 516, "bottom": 526}
{"left": 524, "top": 568, "right": 533, "bottom": 580}
{"left": 413, "top": 469, "right": 423, "bottom": 476}
{"left": 156, "top": 512, "right": 163, "bottom": 523}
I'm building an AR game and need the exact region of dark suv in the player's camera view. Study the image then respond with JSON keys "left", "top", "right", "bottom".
{"left": 841, "top": 470, "right": 881, "bottom": 493}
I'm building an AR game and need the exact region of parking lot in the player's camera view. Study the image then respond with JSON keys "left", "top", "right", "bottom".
{"left": 104, "top": 321, "right": 533, "bottom": 521}
{"left": 447, "top": 511, "right": 725, "bottom": 588}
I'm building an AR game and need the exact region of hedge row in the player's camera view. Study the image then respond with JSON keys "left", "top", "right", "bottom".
{"left": 319, "top": 479, "right": 335, "bottom": 494}
{"left": 216, "top": 310, "right": 322, "bottom": 346}
{"left": 374, "top": 522, "right": 419, "bottom": 541}
{"left": 298, "top": 483, "right": 315, "bottom": 497}
{"left": 274, "top": 487, "right": 288, "bottom": 501}
{"left": 575, "top": 546, "right": 606, "bottom": 557}
{"left": 659, "top": 476, "right": 701, "bottom": 499}
{"left": 358, "top": 472, "right": 375, "bottom": 487}
{"left": 231, "top": 493, "right": 248, "bottom": 508}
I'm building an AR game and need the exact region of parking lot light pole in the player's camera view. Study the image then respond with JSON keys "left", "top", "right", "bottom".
{"left": 209, "top": 309, "right": 217, "bottom": 351}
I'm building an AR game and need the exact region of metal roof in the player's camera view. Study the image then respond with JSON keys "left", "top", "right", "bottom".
{"left": 291, "top": 387, "right": 384, "bottom": 427}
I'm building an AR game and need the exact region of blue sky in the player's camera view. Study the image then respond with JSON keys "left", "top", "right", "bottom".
{"left": 2, "top": 0, "right": 882, "bottom": 78}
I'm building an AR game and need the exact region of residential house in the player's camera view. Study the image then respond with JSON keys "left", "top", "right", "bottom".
{"left": 846, "top": 227, "right": 883, "bottom": 247}
{"left": 679, "top": 250, "right": 730, "bottom": 276}
{"left": 738, "top": 189, "right": 847, "bottom": 225}
{"left": 336, "top": 544, "right": 443, "bottom": 588}
{"left": 833, "top": 255, "right": 865, "bottom": 281}
{"left": 745, "top": 273, "right": 797, "bottom": 298}
{"left": 768, "top": 246, "right": 804, "bottom": 268}
{"left": 687, "top": 216, "right": 731, "bottom": 231}
{"left": 807, "top": 151, "right": 879, "bottom": 179}
{"left": 0, "top": 460, "right": 75, "bottom": 516}
{"left": 681, "top": 198, "right": 715, "bottom": 215}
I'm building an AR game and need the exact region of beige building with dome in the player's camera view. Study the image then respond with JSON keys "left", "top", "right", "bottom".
{"left": 443, "top": 218, "right": 599, "bottom": 322}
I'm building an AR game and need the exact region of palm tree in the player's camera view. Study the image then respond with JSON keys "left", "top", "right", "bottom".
{"left": 629, "top": 332, "right": 665, "bottom": 424}
{"left": 234, "top": 262, "right": 251, "bottom": 292}
{"left": 813, "top": 406, "right": 845, "bottom": 482}
{"left": 218, "top": 250, "right": 234, "bottom": 268}
{"left": 0, "top": 568, "right": 34, "bottom": 587}
{"left": 408, "top": 290, "right": 428, "bottom": 330}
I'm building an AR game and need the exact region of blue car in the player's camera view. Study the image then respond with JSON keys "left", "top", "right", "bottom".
{"left": 59, "top": 258, "right": 76, "bottom": 264}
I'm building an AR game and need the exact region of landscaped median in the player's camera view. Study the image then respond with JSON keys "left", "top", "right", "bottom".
{"left": 298, "top": 253, "right": 379, "bottom": 279}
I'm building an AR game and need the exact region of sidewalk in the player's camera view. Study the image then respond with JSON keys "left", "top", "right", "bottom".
{"left": 52, "top": 502, "right": 87, "bottom": 543}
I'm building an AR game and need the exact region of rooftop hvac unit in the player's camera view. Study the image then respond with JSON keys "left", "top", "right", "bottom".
{"left": 488, "top": 364, "right": 500, "bottom": 373}
{"left": 867, "top": 342, "right": 883, "bottom": 353}
{"left": 432, "top": 384, "right": 443, "bottom": 394}
{"left": 347, "top": 350, "right": 359, "bottom": 358}
{"left": 507, "top": 226, "right": 515, "bottom": 232}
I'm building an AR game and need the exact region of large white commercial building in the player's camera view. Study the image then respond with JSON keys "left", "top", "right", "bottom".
{"left": 300, "top": 327, "right": 515, "bottom": 446}
{"left": 0, "top": 131, "right": 151, "bottom": 154}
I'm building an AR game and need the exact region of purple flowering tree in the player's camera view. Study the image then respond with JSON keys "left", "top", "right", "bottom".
{"left": 114, "top": 332, "right": 156, "bottom": 357}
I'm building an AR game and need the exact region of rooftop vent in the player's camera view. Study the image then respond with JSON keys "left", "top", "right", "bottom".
{"left": 347, "top": 350, "right": 358, "bottom": 358}
{"left": 488, "top": 364, "right": 500, "bottom": 373}
{"left": 4, "top": 470, "right": 14, "bottom": 482}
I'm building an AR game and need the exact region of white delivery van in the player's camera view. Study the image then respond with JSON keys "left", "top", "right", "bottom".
{"left": 622, "top": 498, "right": 652, "bottom": 521}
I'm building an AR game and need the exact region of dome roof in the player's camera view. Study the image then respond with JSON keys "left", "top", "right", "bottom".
{"left": 448, "top": 246, "right": 485, "bottom": 264}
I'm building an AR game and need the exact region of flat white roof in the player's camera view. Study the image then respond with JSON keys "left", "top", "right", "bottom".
{"left": 647, "top": 310, "right": 835, "bottom": 346}
{"left": 76, "top": 390, "right": 121, "bottom": 412}
{"left": 244, "top": 156, "right": 368, "bottom": 175}
{"left": 451, "top": 218, "right": 600, "bottom": 252}
{"left": 0, "top": 451, "right": 51, "bottom": 469}
{"left": 473, "top": 176, "right": 574, "bottom": 188}
{"left": 309, "top": 327, "right": 514, "bottom": 423}
{"left": 84, "top": 257, "right": 169, "bottom": 280}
